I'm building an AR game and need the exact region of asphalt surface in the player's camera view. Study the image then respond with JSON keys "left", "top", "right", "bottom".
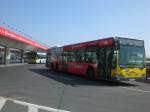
{"left": 0, "top": 64, "right": 150, "bottom": 112}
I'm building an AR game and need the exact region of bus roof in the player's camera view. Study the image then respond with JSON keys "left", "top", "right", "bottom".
{"left": 63, "top": 37, "right": 114, "bottom": 51}
{"left": 47, "top": 37, "right": 144, "bottom": 51}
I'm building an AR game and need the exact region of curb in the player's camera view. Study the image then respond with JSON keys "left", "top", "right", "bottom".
{"left": 0, "top": 63, "right": 28, "bottom": 68}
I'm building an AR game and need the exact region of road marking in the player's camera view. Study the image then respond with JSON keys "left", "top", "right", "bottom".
{"left": 0, "top": 96, "right": 71, "bottom": 112}
{"left": 122, "top": 87, "right": 150, "bottom": 94}
{"left": 13, "top": 100, "right": 71, "bottom": 112}
{"left": 0, "top": 98, "right": 7, "bottom": 111}
{"left": 28, "top": 106, "right": 38, "bottom": 112}
{"left": 6, "top": 97, "right": 26, "bottom": 100}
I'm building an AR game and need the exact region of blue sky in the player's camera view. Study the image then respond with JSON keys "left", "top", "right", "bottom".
{"left": 0, "top": 0, "right": 150, "bottom": 56}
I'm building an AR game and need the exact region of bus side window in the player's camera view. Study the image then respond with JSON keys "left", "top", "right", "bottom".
{"left": 75, "top": 50, "right": 85, "bottom": 62}
{"left": 63, "top": 51, "right": 75, "bottom": 62}
{"left": 85, "top": 51, "right": 97, "bottom": 63}
{"left": 63, "top": 52, "right": 67, "bottom": 62}
{"left": 68, "top": 51, "right": 75, "bottom": 62}
{"left": 85, "top": 46, "right": 97, "bottom": 63}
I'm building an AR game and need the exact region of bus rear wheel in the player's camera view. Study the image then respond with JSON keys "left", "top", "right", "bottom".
{"left": 87, "top": 68, "right": 95, "bottom": 80}
{"left": 55, "top": 64, "right": 59, "bottom": 72}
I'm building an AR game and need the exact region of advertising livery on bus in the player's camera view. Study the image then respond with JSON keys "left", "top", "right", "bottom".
{"left": 46, "top": 37, "right": 146, "bottom": 81}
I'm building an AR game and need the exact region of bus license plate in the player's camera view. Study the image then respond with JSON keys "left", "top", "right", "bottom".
{"left": 129, "top": 79, "right": 135, "bottom": 81}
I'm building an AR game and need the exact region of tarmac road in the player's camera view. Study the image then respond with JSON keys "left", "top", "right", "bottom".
{"left": 0, "top": 64, "right": 150, "bottom": 112}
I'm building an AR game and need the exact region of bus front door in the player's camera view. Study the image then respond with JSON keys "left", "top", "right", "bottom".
{"left": 98, "top": 47, "right": 112, "bottom": 80}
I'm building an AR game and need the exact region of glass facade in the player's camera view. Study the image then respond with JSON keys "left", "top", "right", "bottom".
{"left": 9, "top": 48, "right": 22, "bottom": 63}
{"left": 0, "top": 46, "right": 5, "bottom": 64}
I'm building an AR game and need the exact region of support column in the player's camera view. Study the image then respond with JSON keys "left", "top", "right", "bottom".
{"left": 0, "top": 46, "right": 4, "bottom": 64}
{"left": 4, "top": 47, "right": 10, "bottom": 64}
{"left": 21, "top": 50, "right": 24, "bottom": 63}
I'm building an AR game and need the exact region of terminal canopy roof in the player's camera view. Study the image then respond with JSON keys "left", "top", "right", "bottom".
{"left": 0, "top": 27, "right": 48, "bottom": 52}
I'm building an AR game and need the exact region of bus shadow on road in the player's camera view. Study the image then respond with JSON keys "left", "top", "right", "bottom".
{"left": 29, "top": 68, "right": 138, "bottom": 87}
{"left": 136, "top": 78, "right": 150, "bottom": 84}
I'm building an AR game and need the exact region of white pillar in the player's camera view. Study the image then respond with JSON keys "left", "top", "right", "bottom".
{"left": 4, "top": 47, "right": 10, "bottom": 64}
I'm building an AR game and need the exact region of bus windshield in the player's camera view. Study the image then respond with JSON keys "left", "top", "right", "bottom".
{"left": 119, "top": 45, "right": 145, "bottom": 67}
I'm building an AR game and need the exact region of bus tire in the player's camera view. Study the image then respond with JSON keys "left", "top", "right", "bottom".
{"left": 87, "top": 67, "right": 95, "bottom": 80}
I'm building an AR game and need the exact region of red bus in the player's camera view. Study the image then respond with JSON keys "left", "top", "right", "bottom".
{"left": 46, "top": 37, "right": 146, "bottom": 81}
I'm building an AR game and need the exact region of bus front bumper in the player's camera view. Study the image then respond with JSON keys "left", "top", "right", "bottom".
{"left": 111, "top": 75, "right": 146, "bottom": 81}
